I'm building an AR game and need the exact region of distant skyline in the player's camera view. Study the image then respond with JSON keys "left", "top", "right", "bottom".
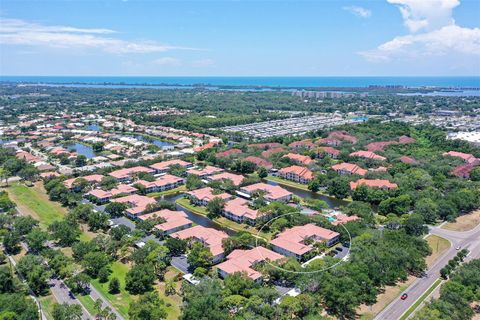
{"left": 1, "top": 0, "right": 479, "bottom": 76}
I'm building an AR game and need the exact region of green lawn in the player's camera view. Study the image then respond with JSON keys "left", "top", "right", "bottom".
{"left": 148, "top": 185, "right": 187, "bottom": 198}
{"left": 7, "top": 182, "right": 66, "bottom": 228}
{"left": 77, "top": 294, "right": 98, "bottom": 316}
{"left": 265, "top": 175, "right": 311, "bottom": 191}
{"left": 156, "top": 266, "right": 183, "bottom": 320}
{"left": 176, "top": 197, "right": 208, "bottom": 215}
{"left": 90, "top": 261, "right": 135, "bottom": 318}
{"left": 39, "top": 294, "right": 57, "bottom": 320}
{"left": 399, "top": 278, "right": 443, "bottom": 320}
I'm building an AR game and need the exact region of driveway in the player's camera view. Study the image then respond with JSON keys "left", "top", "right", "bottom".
{"left": 171, "top": 255, "right": 190, "bottom": 273}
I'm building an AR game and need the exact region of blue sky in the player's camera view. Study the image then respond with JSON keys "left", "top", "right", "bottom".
{"left": 1, "top": 0, "right": 479, "bottom": 76}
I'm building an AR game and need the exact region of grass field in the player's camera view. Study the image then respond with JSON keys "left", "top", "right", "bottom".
{"left": 442, "top": 210, "right": 480, "bottom": 231}
{"left": 176, "top": 197, "right": 208, "bottom": 216}
{"left": 265, "top": 175, "right": 311, "bottom": 191}
{"left": 399, "top": 278, "right": 443, "bottom": 320}
{"left": 425, "top": 235, "right": 451, "bottom": 267}
{"left": 7, "top": 182, "right": 94, "bottom": 241}
{"left": 39, "top": 294, "right": 57, "bottom": 319}
{"left": 77, "top": 294, "right": 98, "bottom": 316}
{"left": 148, "top": 185, "right": 186, "bottom": 198}
{"left": 90, "top": 261, "right": 135, "bottom": 318}
{"left": 6, "top": 182, "right": 66, "bottom": 228}
{"left": 156, "top": 266, "right": 183, "bottom": 320}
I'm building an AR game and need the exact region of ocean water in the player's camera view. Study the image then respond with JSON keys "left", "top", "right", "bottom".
{"left": 1, "top": 76, "right": 479, "bottom": 88}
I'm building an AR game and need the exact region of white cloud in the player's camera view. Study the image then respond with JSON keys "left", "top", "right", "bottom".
{"left": 152, "top": 57, "right": 182, "bottom": 66}
{"left": 360, "top": 0, "right": 479, "bottom": 61}
{"left": 343, "top": 6, "right": 372, "bottom": 18}
{"left": 387, "top": 0, "right": 459, "bottom": 33}
{"left": 360, "top": 24, "right": 480, "bottom": 61}
{"left": 0, "top": 17, "right": 197, "bottom": 54}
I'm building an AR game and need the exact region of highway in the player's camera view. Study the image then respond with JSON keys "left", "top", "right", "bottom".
{"left": 375, "top": 223, "right": 480, "bottom": 320}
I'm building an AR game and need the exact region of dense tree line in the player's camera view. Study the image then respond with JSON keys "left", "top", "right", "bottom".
{"left": 414, "top": 259, "right": 480, "bottom": 320}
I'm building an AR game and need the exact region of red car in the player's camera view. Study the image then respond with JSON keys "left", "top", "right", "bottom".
{"left": 400, "top": 293, "right": 408, "bottom": 300}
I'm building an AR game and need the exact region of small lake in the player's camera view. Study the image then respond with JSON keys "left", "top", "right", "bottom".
{"left": 86, "top": 123, "right": 102, "bottom": 132}
{"left": 134, "top": 135, "right": 174, "bottom": 149}
{"left": 0, "top": 139, "right": 13, "bottom": 145}
{"left": 265, "top": 179, "right": 348, "bottom": 208}
{"left": 64, "top": 142, "right": 96, "bottom": 159}
{"left": 399, "top": 90, "right": 480, "bottom": 97}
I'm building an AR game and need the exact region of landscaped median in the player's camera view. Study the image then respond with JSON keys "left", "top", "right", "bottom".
{"left": 399, "top": 278, "right": 443, "bottom": 320}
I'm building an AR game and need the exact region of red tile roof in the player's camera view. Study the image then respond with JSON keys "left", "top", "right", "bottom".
{"left": 398, "top": 135, "right": 415, "bottom": 144}
{"left": 193, "top": 141, "right": 219, "bottom": 152}
{"left": 16, "top": 151, "right": 40, "bottom": 163}
{"left": 243, "top": 156, "right": 273, "bottom": 169}
{"left": 278, "top": 165, "right": 314, "bottom": 180}
{"left": 208, "top": 172, "right": 245, "bottom": 186}
{"left": 187, "top": 165, "right": 224, "bottom": 177}
{"left": 240, "top": 183, "right": 292, "bottom": 201}
{"left": 316, "top": 138, "right": 342, "bottom": 146}
{"left": 137, "top": 209, "right": 192, "bottom": 233}
{"left": 288, "top": 140, "right": 315, "bottom": 149}
{"left": 283, "top": 153, "right": 314, "bottom": 166}
{"left": 261, "top": 147, "right": 286, "bottom": 158}
{"left": 247, "top": 143, "right": 282, "bottom": 149}
{"left": 109, "top": 166, "right": 154, "bottom": 179}
{"left": 149, "top": 159, "right": 192, "bottom": 171}
{"left": 331, "top": 213, "right": 360, "bottom": 226}
{"left": 135, "top": 174, "right": 183, "bottom": 189}
{"left": 186, "top": 187, "right": 231, "bottom": 202}
{"left": 331, "top": 163, "right": 367, "bottom": 176}
{"left": 223, "top": 198, "right": 259, "bottom": 220}
{"left": 171, "top": 225, "right": 228, "bottom": 257}
{"left": 112, "top": 194, "right": 156, "bottom": 216}
{"left": 365, "top": 141, "right": 397, "bottom": 152}
{"left": 328, "top": 131, "right": 358, "bottom": 144}
{"left": 316, "top": 146, "right": 341, "bottom": 156}
{"left": 215, "top": 149, "right": 242, "bottom": 158}
{"left": 399, "top": 156, "right": 418, "bottom": 165}
{"left": 271, "top": 224, "right": 339, "bottom": 255}
{"left": 450, "top": 162, "right": 480, "bottom": 178}
{"left": 88, "top": 184, "right": 137, "bottom": 199}
{"left": 350, "top": 150, "right": 386, "bottom": 161}
{"left": 350, "top": 178, "right": 398, "bottom": 190}
{"left": 63, "top": 174, "right": 104, "bottom": 188}
{"left": 443, "top": 151, "right": 477, "bottom": 164}
{"left": 216, "top": 247, "right": 284, "bottom": 280}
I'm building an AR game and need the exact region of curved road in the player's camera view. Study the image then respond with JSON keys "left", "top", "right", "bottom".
{"left": 375, "top": 223, "right": 480, "bottom": 320}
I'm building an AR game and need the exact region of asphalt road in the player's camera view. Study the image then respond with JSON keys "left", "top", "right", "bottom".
{"left": 48, "top": 278, "right": 91, "bottom": 320}
{"left": 375, "top": 223, "right": 480, "bottom": 320}
{"left": 12, "top": 201, "right": 124, "bottom": 320}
